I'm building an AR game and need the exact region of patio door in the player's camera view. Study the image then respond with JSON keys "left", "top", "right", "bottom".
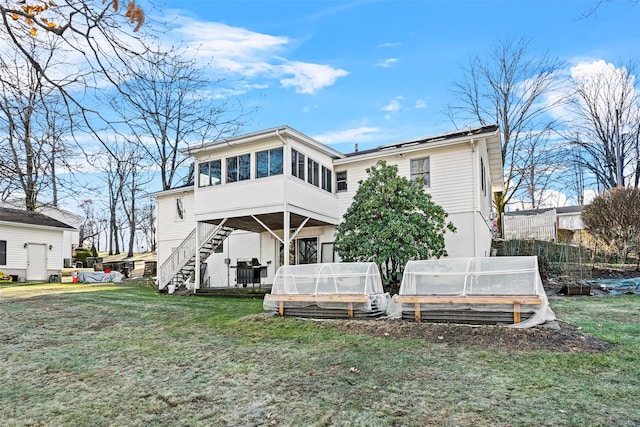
{"left": 27, "top": 243, "right": 47, "bottom": 281}
{"left": 278, "top": 237, "right": 318, "bottom": 266}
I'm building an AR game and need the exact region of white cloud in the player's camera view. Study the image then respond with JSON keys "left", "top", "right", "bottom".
{"left": 313, "top": 127, "right": 382, "bottom": 145}
{"left": 376, "top": 58, "right": 399, "bottom": 68}
{"left": 378, "top": 42, "right": 402, "bottom": 48}
{"left": 280, "top": 61, "right": 349, "bottom": 94}
{"left": 164, "top": 15, "right": 348, "bottom": 94}
{"left": 382, "top": 97, "right": 402, "bottom": 113}
{"left": 415, "top": 99, "right": 427, "bottom": 109}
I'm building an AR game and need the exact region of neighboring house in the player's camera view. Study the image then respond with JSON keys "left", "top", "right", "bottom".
{"left": 154, "top": 124, "right": 504, "bottom": 290}
{"left": 502, "top": 206, "right": 586, "bottom": 242}
{"left": 0, "top": 207, "right": 77, "bottom": 281}
{"left": 0, "top": 200, "right": 82, "bottom": 263}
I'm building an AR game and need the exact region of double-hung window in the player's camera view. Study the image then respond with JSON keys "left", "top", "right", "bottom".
{"left": 410, "top": 157, "right": 430, "bottom": 187}
{"left": 336, "top": 171, "right": 347, "bottom": 192}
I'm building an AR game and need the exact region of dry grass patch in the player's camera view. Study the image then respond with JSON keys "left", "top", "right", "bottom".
{"left": 0, "top": 285, "right": 638, "bottom": 426}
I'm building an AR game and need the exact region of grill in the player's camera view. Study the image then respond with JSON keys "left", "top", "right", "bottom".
{"left": 235, "top": 258, "right": 267, "bottom": 287}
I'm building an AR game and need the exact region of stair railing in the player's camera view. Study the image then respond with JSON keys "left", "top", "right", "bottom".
{"left": 158, "top": 219, "right": 229, "bottom": 289}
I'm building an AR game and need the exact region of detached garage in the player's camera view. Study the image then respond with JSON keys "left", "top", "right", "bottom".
{"left": 0, "top": 207, "right": 76, "bottom": 282}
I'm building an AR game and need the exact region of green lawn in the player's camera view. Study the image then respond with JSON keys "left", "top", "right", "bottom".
{"left": 1, "top": 283, "right": 638, "bottom": 426}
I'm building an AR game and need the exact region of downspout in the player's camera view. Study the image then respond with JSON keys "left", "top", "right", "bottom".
{"left": 470, "top": 138, "right": 478, "bottom": 257}
{"left": 276, "top": 129, "right": 290, "bottom": 266}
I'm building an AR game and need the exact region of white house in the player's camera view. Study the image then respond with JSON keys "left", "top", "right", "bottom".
{"left": 0, "top": 207, "right": 77, "bottom": 281}
{"left": 154, "top": 125, "right": 504, "bottom": 291}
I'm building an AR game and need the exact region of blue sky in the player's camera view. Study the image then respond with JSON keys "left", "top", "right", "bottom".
{"left": 153, "top": 0, "right": 640, "bottom": 154}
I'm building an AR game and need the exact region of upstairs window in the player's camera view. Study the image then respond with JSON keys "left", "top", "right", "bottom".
{"left": 291, "top": 149, "right": 305, "bottom": 180}
{"left": 307, "top": 158, "right": 320, "bottom": 187}
{"left": 336, "top": 171, "right": 347, "bottom": 192}
{"left": 256, "top": 147, "right": 283, "bottom": 178}
{"left": 198, "top": 160, "right": 222, "bottom": 187}
{"left": 410, "top": 157, "right": 430, "bottom": 187}
{"left": 321, "top": 166, "right": 332, "bottom": 193}
{"left": 227, "top": 154, "right": 251, "bottom": 183}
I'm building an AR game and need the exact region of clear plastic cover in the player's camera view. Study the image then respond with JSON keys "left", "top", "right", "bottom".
{"left": 392, "top": 256, "right": 555, "bottom": 328}
{"left": 264, "top": 262, "right": 389, "bottom": 314}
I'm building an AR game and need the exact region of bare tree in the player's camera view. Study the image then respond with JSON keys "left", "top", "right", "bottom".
{"left": 116, "top": 144, "right": 153, "bottom": 257}
{"left": 0, "top": 38, "right": 72, "bottom": 211}
{"left": 0, "top": 1, "right": 153, "bottom": 162}
{"left": 448, "top": 37, "right": 564, "bottom": 234}
{"left": 567, "top": 61, "right": 640, "bottom": 189}
{"left": 137, "top": 202, "right": 156, "bottom": 253}
{"left": 78, "top": 199, "right": 99, "bottom": 247}
{"left": 558, "top": 144, "right": 589, "bottom": 205}
{"left": 514, "top": 125, "right": 564, "bottom": 208}
{"left": 109, "top": 43, "right": 250, "bottom": 191}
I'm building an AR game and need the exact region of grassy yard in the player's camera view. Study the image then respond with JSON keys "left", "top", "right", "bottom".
{"left": 1, "top": 282, "right": 638, "bottom": 426}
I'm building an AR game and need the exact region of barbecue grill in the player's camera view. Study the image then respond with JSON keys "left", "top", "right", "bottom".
{"left": 235, "top": 258, "right": 267, "bottom": 287}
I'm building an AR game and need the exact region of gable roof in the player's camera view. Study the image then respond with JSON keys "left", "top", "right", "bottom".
{"left": 0, "top": 207, "right": 76, "bottom": 230}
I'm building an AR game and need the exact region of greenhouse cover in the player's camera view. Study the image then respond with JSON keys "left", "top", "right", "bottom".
{"left": 263, "top": 262, "right": 389, "bottom": 316}
{"left": 391, "top": 256, "right": 556, "bottom": 327}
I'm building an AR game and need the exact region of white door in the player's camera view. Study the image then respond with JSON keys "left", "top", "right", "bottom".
{"left": 27, "top": 243, "right": 47, "bottom": 281}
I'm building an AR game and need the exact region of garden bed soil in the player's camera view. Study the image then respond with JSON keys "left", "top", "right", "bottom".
{"left": 246, "top": 314, "right": 613, "bottom": 354}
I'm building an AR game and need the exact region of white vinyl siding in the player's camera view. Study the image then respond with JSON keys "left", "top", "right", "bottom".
{"left": 0, "top": 224, "right": 64, "bottom": 271}
{"left": 337, "top": 144, "right": 476, "bottom": 219}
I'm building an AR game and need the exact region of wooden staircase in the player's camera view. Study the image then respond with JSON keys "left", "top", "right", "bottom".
{"left": 158, "top": 220, "right": 233, "bottom": 291}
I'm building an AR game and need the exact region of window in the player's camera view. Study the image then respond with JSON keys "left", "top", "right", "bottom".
{"left": 227, "top": 154, "right": 251, "bottom": 183}
{"left": 297, "top": 237, "right": 318, "bottom": 264}
{"left": 279, "top": 237, "right": 318, "bottom": 265}
{"left": 256, "top": 147, "right": 283, "bottom": 178}
{"left": 321, "top": 242, "right": 334, "bottom": 263}
{"left": 199, "top": 160, "right": 222, "bottom": 187}
{"left": 321, "top": 166, "right": 332, "bottom": 193}
{"left": 175, "top": 198, "right": 185, "bottom": 221}
{"left": 336, "top": 171, "right": 347, "bottom": 192}
{"left": 0, "top": 240, "right": 6, "bottom": 265}
{"left": 480, "top": 158, "right": 486, "bottom": 195}
{"left": 291, "top": 149, "right": 305, "bottom": 180}
{"left": 410, "top": 157, "right": 430, "bottom": 187}
{"left": 307, "top": 158, "right": 319, "bottom": 187}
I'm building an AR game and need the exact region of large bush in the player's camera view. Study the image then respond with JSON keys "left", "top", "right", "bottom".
{"left": 334, "top": 160, "right": 455, "bottom": 290}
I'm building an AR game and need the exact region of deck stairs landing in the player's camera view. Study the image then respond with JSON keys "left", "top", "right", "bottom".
{"left": 158, "top": 220, "right": 232, "bottom": 291}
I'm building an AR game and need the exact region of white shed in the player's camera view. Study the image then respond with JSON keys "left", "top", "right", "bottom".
{"left": 0, "top": 207, "right": 77, "bottom": 282}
